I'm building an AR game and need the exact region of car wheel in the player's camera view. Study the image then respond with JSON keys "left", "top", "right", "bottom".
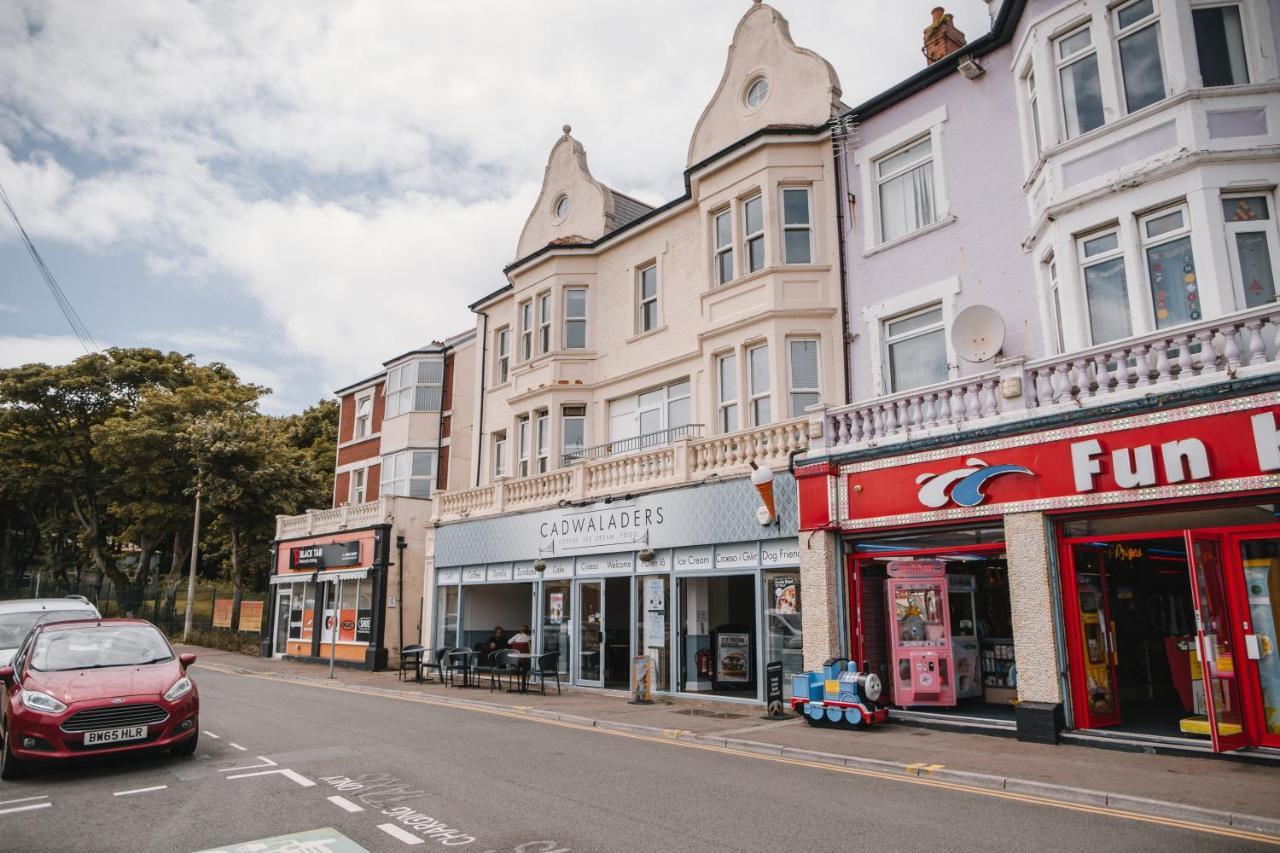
{"left": 170, "top": 728, "right": 198, "bottom": 757}
{"left": 0, "top": 731, "right": 28, "bottom": 781}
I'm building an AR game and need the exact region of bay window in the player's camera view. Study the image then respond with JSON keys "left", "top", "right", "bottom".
{"left": 788, "top": 339, "right": 822, "bottom": 416}
{"left": 714, "top": 208, "right": 734, "bottom": 284}
{"left": 884, "top": 307, "right": 947, "bottom": 393}
{"left": 1046, "top": 255, "right": 1066, "bottom": 354}
{"left": 564, "top": 287, "right": 587, "bottom": 349}
{"left": 517, "top": 415, "right": 530, "bottom": 477}
{"left": 876, "top": 137, "right": 936, "bottom": 243}
{"left": 1025, "top": 68, "right": 1042, "bottom": 154}
{"left": 1223, "top": 195, "right": 1279, "bottom": 309}
{"left": 1114, "top": 0, "right": 1166, "bottom": 114}
{"left": 538, "top": 292, "right": 552, "bottom": 353}
{"left": 1140, "top": 204, "right": 1199, "bottom": 328}
{"left": 384, "top": 359, "right": 443, "bottom": 418}
{"left": 496, "top": 327, "right": 510, "bottom": 383}
{"left": 535, "top": 409, "right": 550, "bottom": 474}
{"left": 1193, "top": 4, "right": 1249, "bottom": 86}
{"left": 782, "top": 187, "right": 812, "bottom": 264}
{"left": 717, "top": 352, "right": 739, "bottom": 433}
{"left": 520, "top": 300, "right": 533, "bottom": 360}
{"left": 380, "top": 449, "right": 436, "bottom": 498}
{"left": 1056, "top": 25, "right": 1104, "bottom": 139}
{"left": 493, "top": 431, "right": 508, "bottom": 478}
{"left": 1078, "top": 229, "right": 1133, "bottom": 345}
{"left": 748, "top": 343, "right": 770, "bottom": 426}
{"left": 743, "top": 194, "right": 765, "bottom": 274}
{"left": 638, "top": 264, "right": 658, "bottom": 332}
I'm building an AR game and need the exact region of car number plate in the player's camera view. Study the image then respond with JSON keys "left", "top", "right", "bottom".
{"left": 84, "top": 725, "right": 147, "bottom": 745}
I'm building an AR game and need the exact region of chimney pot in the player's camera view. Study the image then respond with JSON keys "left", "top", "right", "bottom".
{"left": 923, "top": 7, "right": 967, "bottom": 65}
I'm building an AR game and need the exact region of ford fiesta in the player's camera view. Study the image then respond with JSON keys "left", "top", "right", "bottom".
{"left": 0, "top": 618, "right": 199, "bottom": 779}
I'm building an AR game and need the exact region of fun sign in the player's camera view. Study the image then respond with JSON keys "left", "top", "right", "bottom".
{"left": 834, "top": 392, "right": 1280, "bottom": 528}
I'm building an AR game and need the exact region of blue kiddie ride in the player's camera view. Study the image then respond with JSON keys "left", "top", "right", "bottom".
{"left": 790, "top": 658, "right": 889, "bottom": 728}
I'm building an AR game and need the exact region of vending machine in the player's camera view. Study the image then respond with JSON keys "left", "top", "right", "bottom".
{"left": 886, "top": 560, "right": 956, "bottom": 707}
{"left": 948, "top": 574, "right": 982, "bottom": 700}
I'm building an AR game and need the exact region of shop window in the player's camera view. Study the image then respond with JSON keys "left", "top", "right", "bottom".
{"left": 1193, "top": 4, "right": 1249, "bottom": 87}
{"left": 787, "top": 339, "right": 821, "bottom": 416}
{"left": 538, "top": 291, "right": 552, "bottom": 353}
{"left": 288, "top": 583, "right": 305, "bottom": 640}
{"left": 713, "top": 208, "right": 734, "bottom": 285}
{"left": 354, "top": 395, "right": 372, "bottom": 439}
{"left": 535, "top": 409, "right": 550, "bottom": 474}
{"left": 781, "top": 187, "right": 812, "bottom": 264}
{"left": 301, "top": 583, "right": 316, "bottom": 641}
{"left": 638, "top": 574, "right": 670, "bottom": 692}
{"left": 517, "top": 415, "right": 530, "bottom": 477}
{"left": 1140, "top": 204, "right": 1199, "bottom": 328}
{"left": 1222, "top": 195, "right": 1279, "bottom": 309}
{"left": 561, "top": 405, "right": 586, "bottom": 462}
{"left": 436, "top": 584, "right": 460, "bottom": 649}
{"left": 564, "top": 287, "right": 587, "bottom": 349}
{"left": 638, "top": 264, "right": 658, "bottom": 333}
{"left": 380, "top": 449, "right": 436, "bottom": 498}
{"left": 1056, "top": 25, "right": 1104, "bottom": 139}
{"left": 743, "top": 193, "right": 765, "bottom": 274}
{"left": 764, "top": 571, "right": 802, "bottom": 696}
{"left": 748, "top": 343, "right": 770, "bottom": 427}
{"left": 717, "top": 352, "right": 738, "bottom": 433}
{"left": 495, "top": 327, "right": 511, "bottom": 383}
{"left": 1114, "top": 0, "right": 1166, "bottom": 114}
{"left": 542, "top": 580, "right": 572, "bottom": 676}
{"left": 1077, "top": 228, "right": 1132, "bottom": 345}
{"left": 493, "top": 430, "right": 508, "bottom": 478}
{"left": 884, "top": 306, "right": 947, "bottom": 393}
{"left": 876, "top": 137, "right": 936, "bottom": 243}
{"left": 356, "top": 579, "right": 372, "bottom": 643}
{"left": 519, "top": 300, "right": 533, "bottom": 361}
{"left": 384, "top": 359, "right": 444, "bottom": 418}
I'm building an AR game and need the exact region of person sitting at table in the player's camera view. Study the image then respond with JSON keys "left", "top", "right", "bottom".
{"left": 508, "top": 625, "right": 532, "bottom": 654}
{"left": 480, "top": 626, "right": 508, "bottom": 653}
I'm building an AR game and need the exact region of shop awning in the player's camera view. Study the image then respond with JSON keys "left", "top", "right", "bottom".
{"left": 269, "top": 567, "right": 370, "bottom": 585}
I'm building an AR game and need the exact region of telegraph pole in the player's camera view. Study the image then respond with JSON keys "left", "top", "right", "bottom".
{"left": 182, "top": 488, "right": 202, "bottom": 642}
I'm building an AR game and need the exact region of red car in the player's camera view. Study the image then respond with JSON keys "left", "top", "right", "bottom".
{"left": 0, "top": 618, "right": 199, "bottom": 779}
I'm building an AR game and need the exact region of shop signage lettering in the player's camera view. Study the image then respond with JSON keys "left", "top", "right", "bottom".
{"left": 289, "top": 541, "right": 361, "bottom": 569}
{"left": 436, "top": 568, "right": 462, "bottom": 586}
{"left": 487, "top": 564, "right": 513, "bottom": 582}
{"left": 540, "top": 505, "right": 666, "bottom": 552}
{"left": 674, "top": 546, "right": 714, "bottom": 571}
{"left": 512, "top": 562, "right": 539, "bottom": 580}
{"left": 715, "top": 542, "right": 760, "bottom": 569}
{"left": 462, "top": 567, "right": 486, "bottom": 584}
{"left": 576, "top": 554, "right": 633, "bottom": 576}
{"left": 543, "top": 558, "right": 574, "bottom": 579}
{"left": 760, "top": 539, "right": 800, "bottom": 567}
{"left": 836, "top": 397, "right": 1280, "bottom": 527}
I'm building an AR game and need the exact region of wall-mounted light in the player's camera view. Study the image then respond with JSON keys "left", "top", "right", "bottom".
{"left": 958, "top": 56, "right": 985, "bottom": 80}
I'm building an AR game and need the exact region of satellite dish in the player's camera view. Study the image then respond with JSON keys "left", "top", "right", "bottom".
{"left": 951, "top": 304, "right": 1006, "bottom": 363}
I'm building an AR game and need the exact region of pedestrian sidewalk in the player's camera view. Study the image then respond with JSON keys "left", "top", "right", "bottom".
{"left": 182, "top": 646, "right": 1280, "bottom": 835}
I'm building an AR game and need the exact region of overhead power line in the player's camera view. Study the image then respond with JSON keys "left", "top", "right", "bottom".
{"left": 0, "top": 177, "right": 99, "bottom": 354}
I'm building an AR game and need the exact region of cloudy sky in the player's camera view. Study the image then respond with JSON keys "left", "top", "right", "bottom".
{"left": 0, "top": 0, "right": 991, "bottom": 413}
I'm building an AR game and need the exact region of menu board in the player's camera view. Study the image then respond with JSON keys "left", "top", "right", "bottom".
{"left": 716, "top": 632, "right": 751, "bottom": 683}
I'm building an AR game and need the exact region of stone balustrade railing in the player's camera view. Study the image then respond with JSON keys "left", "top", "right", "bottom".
{"left": 275, "top": 497, "right": 391, "bottom": 540}
{"left": 432, "top": 417, "right": 810, "bottom": 523}
{"left": 810, "top": 304, "right": 1280, "bottom": 458}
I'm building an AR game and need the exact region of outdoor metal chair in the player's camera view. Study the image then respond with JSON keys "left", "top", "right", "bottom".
{"left": 423, "top": 647, "right": 451, "bottom": 683}
{"left": 528, "top": 652, "right": 561, "bottom": 695}
{"left": 447, "top": 649, "right": 479, "bottom": 687}
{"left": 398, "top": 644, "right": 426, "bottom": 682}
{"left": 475, "top": 649, "right": 515, "bottom": 692}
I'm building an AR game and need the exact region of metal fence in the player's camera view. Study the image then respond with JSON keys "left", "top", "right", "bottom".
{"left": 560, "top": 423, "right": 705, "bottom": 466}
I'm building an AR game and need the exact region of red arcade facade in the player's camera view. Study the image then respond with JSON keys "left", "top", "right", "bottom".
{"left": 798, "top": 387, "right": 1280, "bottom": 754}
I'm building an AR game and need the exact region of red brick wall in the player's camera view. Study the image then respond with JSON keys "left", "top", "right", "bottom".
{"left": 442, "top": 354, "right": 455, "bottom": 412}
{"left": 337, "top": 438, "right": 379, "bottom": 467}
{"left": 333, "top": 471, "right": 351, "bottom": 507}
{"left": 370, "top": 381, "right": 386, "bottom": 432}
{"left": 366, "top": 463, "right": 381, "bottom": 500}
{"left": 337, "top": 394, "right": 355, "bottom": 444}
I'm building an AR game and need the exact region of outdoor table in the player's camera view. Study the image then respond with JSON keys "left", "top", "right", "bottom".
{"left": 504, "top": 652, "right": 536, "bottom": 694}
{"left": 401, "top": 646, "right": 428, "bottom": 684}
{"left": 447, "top": 650, "right": 478, "bottom": 687}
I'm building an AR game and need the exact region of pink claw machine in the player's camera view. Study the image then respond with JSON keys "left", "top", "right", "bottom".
{"left": 886, "top": 560, "right": 956, "bottom": 707}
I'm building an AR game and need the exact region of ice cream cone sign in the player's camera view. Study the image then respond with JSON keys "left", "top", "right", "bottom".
{"left": 750, "top": 461, "right": 776, "bottom": 525}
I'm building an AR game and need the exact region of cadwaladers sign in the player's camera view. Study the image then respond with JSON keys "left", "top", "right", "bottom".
{"left": 289, "top": 541, "right": 361, "bottom": 569}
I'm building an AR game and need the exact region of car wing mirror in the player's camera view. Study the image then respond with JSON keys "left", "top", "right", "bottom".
{"left": 178, "top": 653, "right": 197, "bottom": 668}
{"left": 0, "top": 666, "right": 13, "bottom": 687}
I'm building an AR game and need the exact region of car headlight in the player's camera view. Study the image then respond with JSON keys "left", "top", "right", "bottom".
{"left": 21, "top": 690, "right": 67, "bottom": 714}
{"left": 164, "top": 676, "right": 193, "bottom": 702}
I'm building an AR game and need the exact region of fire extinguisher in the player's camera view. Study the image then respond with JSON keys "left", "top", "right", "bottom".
{"left": 696, "top": 648, "right": 713, "bottom": 678}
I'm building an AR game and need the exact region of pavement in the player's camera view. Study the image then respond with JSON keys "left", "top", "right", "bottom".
{"left": 0, "top": 646, "right": 1277, "bottom": 852}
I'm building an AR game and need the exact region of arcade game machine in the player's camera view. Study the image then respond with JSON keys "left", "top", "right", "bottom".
{"left": 886, "top": 561, "right": 956, "bottom": 707}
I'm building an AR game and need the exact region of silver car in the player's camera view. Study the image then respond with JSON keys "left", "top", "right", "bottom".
{"left": 0, "top": 597, "right": 102, "bottom": 666}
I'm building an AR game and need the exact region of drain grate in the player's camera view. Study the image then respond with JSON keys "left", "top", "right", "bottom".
{"left": 674, "top": 708, "right": 748, "bottom": 719}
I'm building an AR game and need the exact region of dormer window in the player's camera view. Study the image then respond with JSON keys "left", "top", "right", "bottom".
{"left": 745, "top": 76, "right": 769, "bottom": 109}
{"left": 553, "top": 193, "right": 570, "bottom": 222}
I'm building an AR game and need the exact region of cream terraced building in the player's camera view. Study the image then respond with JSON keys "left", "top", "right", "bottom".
{"left": 426, "top": 2, "right": 847, "bottom": 701}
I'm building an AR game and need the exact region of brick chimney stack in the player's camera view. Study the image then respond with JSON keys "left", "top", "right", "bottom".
{"left": 923, "top": 7, "right": 967, "bottom": 64}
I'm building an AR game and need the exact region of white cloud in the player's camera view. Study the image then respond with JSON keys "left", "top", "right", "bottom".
{"left": 0, "top": 0, "right": 992, "bottom": 398}
{"left": 0, "top": 333, "right": 94, "bottom": 367}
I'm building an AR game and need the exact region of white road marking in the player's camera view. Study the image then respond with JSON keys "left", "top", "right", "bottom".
{"left": 228, "top": 742, "right": 247, "bottom": 751}
{"left": 113, "top": 785, "right": 167, "bottom": 797}
{"left": 0, "top": 802, "right": 52, "bottom": 816}
{"left": 377, "top": 823, "right": 425, "bottom": 846}
{"left": 202, "top": 730, "right": 220, "bottom": 739}
{"left": 327, "top": 795, "right": 364, "bottom": 813}
{"left": 225, "top": 768, "right": 315, "bottom": 787}
{"left": 0, "top": 795, "right": 48, "bottom": 807}
{"left": 218, "top": 755, "right": 277, "bottom": 772}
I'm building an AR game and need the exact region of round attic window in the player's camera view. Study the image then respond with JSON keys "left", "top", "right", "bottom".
{"left": 745, "top": 76, "right": 770, "bottom": 109}
{"left": 553, "top": 193, "right": 571, "bottom": 221}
